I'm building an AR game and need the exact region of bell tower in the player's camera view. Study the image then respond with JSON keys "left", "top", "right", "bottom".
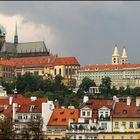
{"left": 121, "top": 47, "right": 128, "bottom": 64}
{"left": 14, "top": 23, "right": 18, "bottom": 51}
{"left": 112, "top": 44, "right": 120, "bottom": 65}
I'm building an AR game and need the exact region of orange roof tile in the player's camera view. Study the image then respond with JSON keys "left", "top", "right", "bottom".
{"left": 10, "top": 56, "right": 56, "bottom": 68}
{"left": 0, "top": 98, "right": 9, "bottom": 105}
{"left": 0, "top": 60, "right": 15, "bottom": 67}
{"left": 113, "top": 102, "right": 140, "bottom": 118}
{"left": 48, "top": 108, "right": 79, "bottom": 126}
{"left": 81, "top": 64, "right": 140, "bottom": 71}
{"left": 54, "top": 57, "right": 80, "bottom": 65}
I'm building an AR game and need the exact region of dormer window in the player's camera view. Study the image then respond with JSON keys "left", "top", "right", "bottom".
{"left": 60, "top": 111, "right": 64, "bottom": 115}
{"left": 122, "top": 110, "right": 127, "bottom": 114}
{"left": 53, "top": 118, "right": 58, "bottom": 121}
{"left": 70, "top": 111, "right": 75, "bottom": 115}
{"left": 62, "top": 118, "right": 66, "bottom": 122}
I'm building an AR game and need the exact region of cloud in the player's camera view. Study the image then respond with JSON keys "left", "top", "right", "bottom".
{"left": 0, "top": 13, "right": 54, "bottom": 50}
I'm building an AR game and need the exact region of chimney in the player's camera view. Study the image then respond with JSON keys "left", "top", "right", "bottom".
{"left": 127, "top": 96, "right": 131, "bottom": 106}
{"left": 83, "top": 96, "right": 89, "bottom": 103}
{"left": 113, "top": 96, "right": 119, "bottom": 103}
{"left": 136, "top": 97, "right": 140, "bottom": 107}
{"left": 9, "top": 96, "right": 13, "bottom": 105}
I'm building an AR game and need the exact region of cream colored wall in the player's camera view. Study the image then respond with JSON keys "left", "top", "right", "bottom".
{"left": 15, "top": 67, "right": 44, "bottom": 76}
{"left": 54, "top": 65, "right": 65, "bottom": 77}
{"left": 113, "top": 118, "right": 140, "bottom": 132}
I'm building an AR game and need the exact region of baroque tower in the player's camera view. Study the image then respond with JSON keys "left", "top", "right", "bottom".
{"left": 121, "top": 47, "right": 128, "bottom": 64}
{"left": 112, "top": 44, "right": 120, "bottom": 65}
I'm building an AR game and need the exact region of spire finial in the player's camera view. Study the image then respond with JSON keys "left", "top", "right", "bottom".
{"left": 14, "top": 22, "right": 18, "bottom": 45}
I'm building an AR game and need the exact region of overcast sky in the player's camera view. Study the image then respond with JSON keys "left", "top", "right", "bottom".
{"left": 0, "top": 1, "right": 140, "bottom": 66}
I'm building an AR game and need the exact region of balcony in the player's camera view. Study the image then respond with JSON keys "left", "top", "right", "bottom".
{"left": 98, "top": 116, "right": 111, "bottom": 121}
{"left": 66, "top": 129, "right": 105, "bottom": 134}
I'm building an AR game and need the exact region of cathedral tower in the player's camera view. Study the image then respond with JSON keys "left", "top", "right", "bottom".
{"left": 121, "top": 47, "right": 128, "bottom": 64}
{"left": 112, "top": 44, "right": 120, "bottom": 65}
{"left": 14, "top": 23, "right": 18, "bottom": 48}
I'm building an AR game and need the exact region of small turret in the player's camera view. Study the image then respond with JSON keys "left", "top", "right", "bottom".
{"left": 121, "top": 47, "right": 128, "bottom": 64}
{"left": 112, "top": 44, "right": 120, "bottom": 65}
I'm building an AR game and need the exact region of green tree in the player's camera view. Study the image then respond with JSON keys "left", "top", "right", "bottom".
{"left": 100, "top": 77, "right": 112, "bottom": 98}
{"left": 111, "top": 86, "right": 118, "bottom": 96}
{"left": 131, "top": 87, "right": 140, "bottom": 97}
{"left": 79, "top": 77, "right": 96, "bottom": 92}
{"left": 118, "top": 86, "right": 125, "bottom": 97}
{"left": 16, "top": 72, "right": 43, "bottom": 93}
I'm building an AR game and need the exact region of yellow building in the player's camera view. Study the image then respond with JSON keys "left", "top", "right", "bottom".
{"left": 98, "top": 132, "right": 140, "bottom": 140}
{"left": 10, "top": 56, "right": 80, "bottom": 82}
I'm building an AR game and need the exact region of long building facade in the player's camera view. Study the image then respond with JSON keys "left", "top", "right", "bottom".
{"left": 73, "top": 46, "right": 140, "bottom": 89}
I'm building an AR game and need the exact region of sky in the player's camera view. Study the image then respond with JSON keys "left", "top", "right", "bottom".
{"left": 0, "top": 1, "right": 140, "bottom": 66}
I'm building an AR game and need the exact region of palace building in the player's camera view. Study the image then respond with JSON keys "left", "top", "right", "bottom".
{"left": 73, "top": 46, "right": 140, "bottom": 89}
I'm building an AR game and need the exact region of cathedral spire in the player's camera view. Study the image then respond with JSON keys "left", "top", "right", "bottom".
{"left": 14, "top": 23, "right": 18, "bottom": 46}
{"left": 112, "top": 44, "right": 119, "bottom": 57}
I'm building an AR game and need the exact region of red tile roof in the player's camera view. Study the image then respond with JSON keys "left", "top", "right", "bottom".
{"left": 10, "top": 56, "right": 79, "bottom": 68}
{"left": 10, "top": 56, "right": 56, "bottom": 68}
{"left": 3, "top": 105, "right": 12, "bottom": 119}
{"left": 0, "top": 60, "right": 15, "bottom": 67}
{"left": 79, "top": 99, "right": 113, "bottom": 110}
{"left": 113, "top": 102, "right": 140, "bottom": 118}
{"left": 53, "top": 57, "right": 80, "bottom": 65}
{"left": 0, "top": 98, "right": 9, "bottom": 105}
{"left": 81, "top": 64, "right": 140, "bottom": 71}
{"left": 48, "top": 108, "right": 79, "bottom": 126}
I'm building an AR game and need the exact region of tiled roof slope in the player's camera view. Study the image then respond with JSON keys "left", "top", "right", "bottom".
{"left": 10, "top": 56, "right": 79, "bottom": 68}
{"left": 81, "top": 64, "right": 140, "bottom": 70}
{"left": 48, "top": 108, "right": 79, "bottom": 126}
{"left": 10, "top": 56, "right": 56, "bottom": 68}
{"left": 113, "top": 102, "right": 140, "bottom": 118}
{"left": 54, "top": 57, "right": 80, "bottom": 65}
{"left": 79, "top": 99, "right": 113, "bottom": 110}
{"left": 0, "top": 60, "right": 15, "bottom": 66}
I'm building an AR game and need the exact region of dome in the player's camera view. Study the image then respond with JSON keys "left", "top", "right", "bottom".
{"left": 0, "top": 25, "right": 6, "bottom": 37}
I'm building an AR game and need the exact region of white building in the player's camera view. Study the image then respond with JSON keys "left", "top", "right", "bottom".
{"left": 73, "top": 46, "right": 140, "bottom": 89}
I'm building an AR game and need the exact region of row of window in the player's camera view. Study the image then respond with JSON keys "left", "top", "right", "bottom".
{"left": 18, "top": 114, "right": 40, "bottom": 120}
{"left": 102, "top": 135, "right": 133, "bottom": 140}
{"left": 114, "top": 122, "right": 140, "bottom": 128}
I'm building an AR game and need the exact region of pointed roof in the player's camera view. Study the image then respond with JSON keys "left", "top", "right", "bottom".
{"left": 15, "top": 23, "right": 18, "bottom": 36}
{"left": 122, "top": 47, "right": 127, "bottom": 58}
{"left": 112, "top": 46, "right": 119, "bottom": 57}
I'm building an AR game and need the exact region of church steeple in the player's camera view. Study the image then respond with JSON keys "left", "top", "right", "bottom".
{"left": 121, "top": 47, "right": 128, "bottom": 64}
{"left": 112, "top": 44, "right": 120, "bottom": 65}
{"left": 14, "top": 23, "right": 18, "bottom": 46}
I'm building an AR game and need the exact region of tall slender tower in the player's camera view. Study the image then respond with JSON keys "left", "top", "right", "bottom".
{"left": 121, "top": 47, "right": 128, "bottom": 64}
{"left": 14, "top": 23, "right": 18, "bottom": 49}
{"left": 112, "top": 44, "right": 120, "bottom": 65}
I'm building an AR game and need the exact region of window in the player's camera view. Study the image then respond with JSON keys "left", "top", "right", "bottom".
{"left": 34, "top": 71, "right": 39, "bottom": 75}
{"left": 122, "top": 122, "right": 126, "bottom": 128}
{"left": 54, "top": 69, "right": 57, "bottom": 75}
{"left": 130, "top": 136, "right": 133, "bottom": 140}
{"left": 103, "top": 136, "right": 106, "bottom": 140}
{"left": 137, "top": 122, "right": 140, "bottom": 128}
{"left": 101, "top": 122, "right": 107, "bottom": 129}
{"left": 115, "top": 122, "right": 118, "bottom": 128}
{"left": 82, "top": 111, "right": 85, "bottom": 116}
{"left": 105, "top": 112, "right": 108, "bottom": 117}
{"left": 121, "top": 136, "right": 124, "bottom": 140}
{"left": 112, "top": 136, "right": 115, "bottom": 140}
{"left": 59, "top": 68, "right": 61, "bottom": 75}
{"left": 122, "top": 110, "right": 127, "bottom": 114}
{"left": 18, "top": 115, "right": 22, "bottom": 119}
{"left": 87, "top": 111, "right": 90, "bottom": 116}
{"left": 79, "top": 136, "right": 82, "bottom": 140}
{"left": 130, "top": 122, "right": 133, "bottom": 128}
